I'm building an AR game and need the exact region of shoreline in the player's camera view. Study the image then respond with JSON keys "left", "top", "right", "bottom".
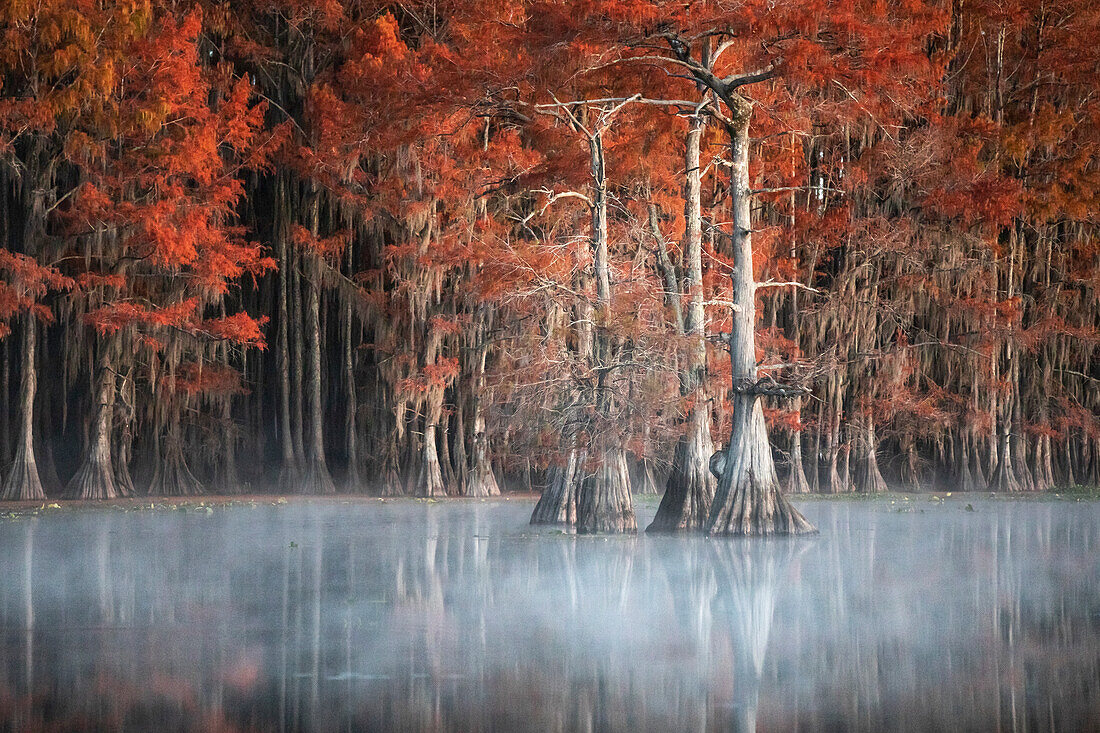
{"left": 0, "top": 489, "right": 1096, "bottom": 519}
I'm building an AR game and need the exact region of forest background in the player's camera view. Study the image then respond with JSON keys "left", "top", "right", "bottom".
{"left": 0, "top": 0, "right": 1096, "bottom": 526}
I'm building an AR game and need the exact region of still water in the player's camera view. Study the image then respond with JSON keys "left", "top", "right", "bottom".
{"left": 0, "top": 497, "right": 1098, "bottom": 732}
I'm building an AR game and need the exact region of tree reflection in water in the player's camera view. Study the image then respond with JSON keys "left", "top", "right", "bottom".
{"left": 0, "top": 499, "right": 1097, "bottom": 731}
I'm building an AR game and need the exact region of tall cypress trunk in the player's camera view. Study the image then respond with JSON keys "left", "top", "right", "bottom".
{"left": 854, "top": 415, "right": 888, "bottom": 493}
{"left": 414, "top": 407, "right": 447, "bottom": 497}
{"left": 1, "top": 315, "right": 45, "bottom": 501}
{"left": 649, "top": 112, "right": 715, "bottom": 532}
{"left": 217, "top": 343, "right": 242, "bottom": 494}
{"left": 65, "top": 342, "right": 122, "bottom": 500}
{"left": 575, "top": 130, "right": 635, "bottom": 534}
{"left": 290, "top": 243, "right": 306, "bottom": 469}
{"left": 785, "top": 396, "right": 812, "bottom": 494}
{"left": 465, "top": 348, "right": 499, "bottom": 497}
{"left": 113, "top": 366, "right": 135, "bottom": 497}
{"left": 707, "top": 114, "right": 814, "bottom": 536}
{"left": 148, "top": 349, "right": 203, "bottom": 497}
{"left": 276, "top": 175, "right": 300, "bottom": 489}
{"left": 343, "top": 301, "right": 361, "bottom": 492}
{"left": 531, "top": 449, "right": 580, "bottom": 524}
{"left": 1, "top": 337, "right": 10, "bottom": 468}
{"left": 301, "top": 250, "right": 335, "bottom": 495}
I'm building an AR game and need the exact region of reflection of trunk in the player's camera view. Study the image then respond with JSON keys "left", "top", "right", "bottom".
{"left": 309, "top": 533, "right": 322, "bottom": 719}
{"left": 650, "top": 113, "right": 715, "bottom": 532}
{"left": 710, "top": 541, "right": 803, "bottom": 733}
{"left": 23, "top": 521, "right": 35, "bottom": 698}
{"left": 2, "top": 315, "right": 45, "bottom": 501}
{"left": 65, "top": 344, "right": 122, "bottom": 499}
{"left": 707, "top": 115, "right": 814, "bottom": 536}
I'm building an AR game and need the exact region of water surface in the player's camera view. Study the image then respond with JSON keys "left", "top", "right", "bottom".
{"left": 1, "top": 496, "right": 1098, "bottom": 731}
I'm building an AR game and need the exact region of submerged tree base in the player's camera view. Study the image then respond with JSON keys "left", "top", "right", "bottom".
{"left": 576, "top": 449, "right": 636, "bottom": 534}
{"left": 648, "top": 407, "right": 714, "bottom": 533}
{"left": 707, "top": 402, "right": 816, "bottom": 537}
{"left": 531, "top": 449, "right": 637, "bottom": 533}
{"left": 530, "top": 450, "right": 581, "bottom": 526}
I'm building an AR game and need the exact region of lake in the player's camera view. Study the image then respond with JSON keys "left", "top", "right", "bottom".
{"left": 0, "top": 495, "right": 1098, "bottom": 731}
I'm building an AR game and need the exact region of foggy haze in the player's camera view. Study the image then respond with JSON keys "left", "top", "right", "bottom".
{"left": 0, "top": 497, "right": 1097, "bottom": 731}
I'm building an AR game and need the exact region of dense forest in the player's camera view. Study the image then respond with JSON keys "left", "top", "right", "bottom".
{"left": 0, "top": 0, "right": 1097, "bottom": 533}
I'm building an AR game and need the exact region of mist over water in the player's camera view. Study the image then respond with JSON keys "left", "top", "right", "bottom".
{"left": 0, "top": 497, "right": 1098, "bottom": 732}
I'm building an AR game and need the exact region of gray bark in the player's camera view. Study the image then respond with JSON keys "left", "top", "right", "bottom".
{"left": 707, "top": 115, "right": 815, "bottom": 536}
{"left": 1, "top": 315, "right": 45, "bottom": 501}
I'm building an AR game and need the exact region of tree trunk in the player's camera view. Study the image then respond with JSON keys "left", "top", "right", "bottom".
{"left": 1, "top": 316, "right": 45, "bottom": 501}
{"left": 531, "top": 450, "right": 580, "bottom": 525}
{"left": 413, "top": 413, "right": 447, "bottom": 498}
{"left": 576, "top": 448, "right": 635, "bottom": 534}
{"left": 649, "top": 111, "right": 715, "bottom": 532}
{"left": 276, "top": 175, "right": 300, "bottom": 491}
{"left": 706, "top": 114, "right": 815, "bottom": 536}
{"left": 465, "top": 349, "right": 499, "bottom": 497}
{"left": 532, "top": 125, "right": 635, "bottom": 532}
{"left": 854, "top": 415, "right": 888, "bottom": 494}
{"left": 958, "top": 431, "right": 978, "bottom": 492}
{"left": 989, "top": 421, "right": 1022, "bottom": 492}
{"left": 649, "top": 403, "right": 714, "bottom": 532}
{"left": 300, "top": 252, "right": 336, "bottom": 495}
{"left": 784, "top": 397, "right": 812, "bottom": 494}
{"left": 217, "top": 344, "right": 242, "bottom": 494}
{"left": 1, "top": 337, "right": 9, "bottom": 469}
{"left": 113, "top": 367, "right": 136, "bottom": 497}
{"left": 465, "top": 407, "right": 499, "bottom": 497}
{"left": 148, "top": 409, "right": 204, "bottom": 497}
{"left": 290, "top": 244, "right": 307, "bottom": 471}
{"left": 343, "top": 301, "right": 361, "bottom": 493}
{"left": 64, "top": 344, "right": 122, "bottom": 500}
{"left": 574, "top": 130, "right": 635, "bottom": 533}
